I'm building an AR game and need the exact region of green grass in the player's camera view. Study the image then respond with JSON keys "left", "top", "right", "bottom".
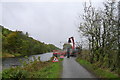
{"left": 76, "top": 57, "right": 120, "bottom": 78}
{"left": 32, "top": 62, "right": 61, "bottom": 78}
{"left": 29, "top": 58, "right": 63, "bottom": 78}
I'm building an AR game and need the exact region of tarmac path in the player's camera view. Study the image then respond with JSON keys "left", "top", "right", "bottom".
{"left": 61, "top": 57, "right": 96, "bottom": 78}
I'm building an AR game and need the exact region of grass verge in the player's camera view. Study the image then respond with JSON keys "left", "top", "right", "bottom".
{"left": 76, "top": 57, "right": 120, "bottom": 78}
{"left": 2, "top": 57, "right": 63, "bottom": 79}
{"left": 30, "top": 58, "right": 63, "bottom": 78}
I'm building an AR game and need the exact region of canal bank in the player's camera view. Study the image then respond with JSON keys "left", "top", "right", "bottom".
{"left": 2, "top": 52, "right": 53, "bottom": 71}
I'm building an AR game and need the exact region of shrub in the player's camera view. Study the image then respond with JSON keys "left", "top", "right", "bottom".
{"left": 2, "top": 68, "right": 29, "bottom": 79}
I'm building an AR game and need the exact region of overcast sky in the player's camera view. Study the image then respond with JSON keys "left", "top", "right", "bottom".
{"left": 0, "top": 0, "right": 107, "bottom": 49}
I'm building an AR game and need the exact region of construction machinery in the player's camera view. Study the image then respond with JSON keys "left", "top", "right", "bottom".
{"left": 52, "top": 37, "right": 82, "bottom": 58}
{"left": 63, "top": 37, "right": 81, "bottom": 58}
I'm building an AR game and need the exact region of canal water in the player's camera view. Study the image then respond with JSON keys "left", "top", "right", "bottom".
{"left": 2, "top": 52, "right": 53, "bottom": 71}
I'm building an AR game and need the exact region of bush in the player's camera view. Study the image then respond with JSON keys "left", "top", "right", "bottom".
{"left": 2, "top": 68, "right": 29, "bottom": 79}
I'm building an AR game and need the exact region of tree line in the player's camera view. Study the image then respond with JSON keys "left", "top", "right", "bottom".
{"left": 1, "top": 25, "right": 59, "bottom": 56}
{"left": 78, "top": 0, "right": 120, "bottom": 75}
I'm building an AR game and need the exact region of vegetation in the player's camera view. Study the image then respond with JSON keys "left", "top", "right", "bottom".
{"left": 78, "top": 0, "right": 120, "bottom": 76}
{"left": 2, "top": 57, "right": 63, "bottom": 79}
{"left": 1, "top": 25, "right": 59, "bottom": 57}
{"left": 76, "top": 56, "right": 119, "bottom": 78}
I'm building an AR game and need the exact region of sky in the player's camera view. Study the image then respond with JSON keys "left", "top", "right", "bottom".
{"left": 0, "top": 0, "right": 107, "bottom": 49}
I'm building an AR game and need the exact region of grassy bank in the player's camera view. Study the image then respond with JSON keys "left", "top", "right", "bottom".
{"left": 2, "top": 52, "right": 15, "bottom": 58}
{"left": 2, "top": 51, "right": 54, "bottom": 58}
{"left": 2, "top": 52, "right": 45, "bottom": 58}
{"left": 2, "top": 57, "right": 63, "bottom": 79}
{"left": 2, "top": 52, "right": 27, "bottom": 58}
{"left": 32, "top": 60, "right": 62, "bottom": 78}
{"left": 76, "top": 57, "right": 120, "bottom": 78}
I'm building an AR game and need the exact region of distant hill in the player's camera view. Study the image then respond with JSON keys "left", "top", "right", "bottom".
{"left": 1, "top": 25, "right": 59, "bottom": 57}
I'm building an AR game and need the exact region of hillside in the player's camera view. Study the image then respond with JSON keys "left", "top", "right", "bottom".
{"left": 1, "top": 25, "right": 59, "bottom": 57}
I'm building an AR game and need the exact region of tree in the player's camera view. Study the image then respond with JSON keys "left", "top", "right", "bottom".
{"left": 6, "top": 31, "right": 23, "bottom": 53}
{"left": 78, "top": 0, "right": 120, "bottom": 74}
